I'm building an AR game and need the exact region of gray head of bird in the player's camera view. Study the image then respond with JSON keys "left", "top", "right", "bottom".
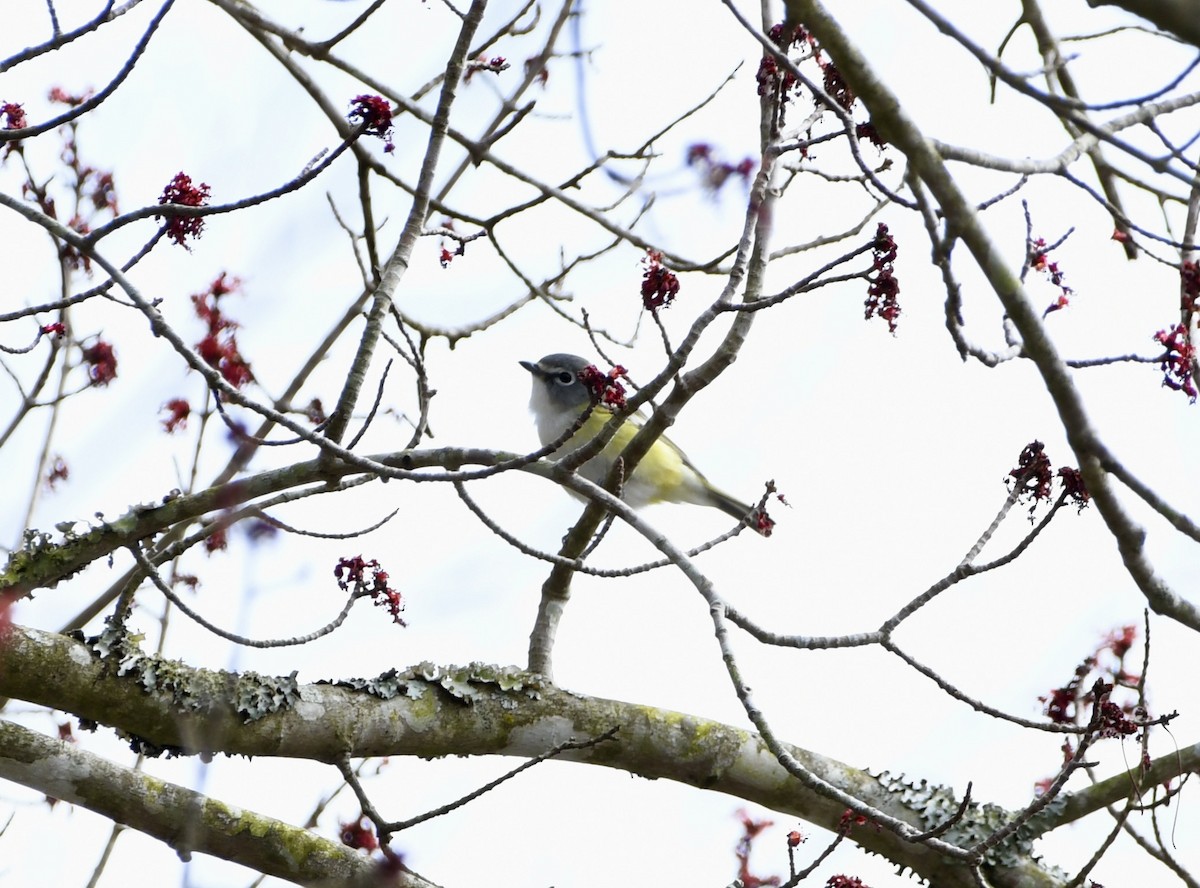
{"left": 520, "top": 353, "right": 594, "bottom": 422}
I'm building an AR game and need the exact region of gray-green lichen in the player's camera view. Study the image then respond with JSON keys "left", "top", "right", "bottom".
{"left": 326, "top": 662, "right": 547, "bottom": 705}
{"left": 3, "top": 495, "right": 183, "bottom": 594}
{"left": 872, "top": 770, "right": 1067, "bottom": 871}
{"left": 86, "top": 622, "right": 300, "bottom": 724}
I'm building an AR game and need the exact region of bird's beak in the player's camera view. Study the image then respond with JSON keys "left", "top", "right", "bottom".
{"left": 519, "top": 360, "right": 538, "bottom": 375}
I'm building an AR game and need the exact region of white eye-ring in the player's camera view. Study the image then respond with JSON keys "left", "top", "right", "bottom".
{"left": 555, "top": 371, "right": 574, "bottom": 384}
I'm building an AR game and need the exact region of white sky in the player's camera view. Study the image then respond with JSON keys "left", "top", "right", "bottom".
{"left": 1, "top": 1, "right": 1198, "bottom": 886}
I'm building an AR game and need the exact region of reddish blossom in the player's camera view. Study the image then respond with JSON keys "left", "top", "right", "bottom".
{"left": 685, "top": 143, "right": 756, "bottom": 195}
{"left": 786, "top": 830, "right": 805, "bottom": 847}
{"left": 641, "top": 250, "right": 680, "bottom": 311}
{"left": 157, "top": 172, "right": 211, "bottom": 247}
{"left": 1057, "top": 466, "right": 1089, "bottom": 509}
{"left": 45, "top": 455, "right": 69, "bottom": 490}
{"left": 465, "top": 55, "right": 510, "bottom": 82}
{"left": 81, "top": 339, "right": 117, "bottom": 385}
{"left": 827, "top": 877, "right": 869, "bottom": 888}
{"left": 58, "top": 722, "right": 76, "bottom": 743}
{"left": 1035, "top": 626, "right": 1143, "bottom": 795}
{"left": 821, "top": 60, "right": 855, "bottom": 110}
{"left": 754, "top": 509, "right": 776, "bottom": 537}
{"left": 192, "top": 276, "right": 253, "bottom": 389}
{"left": 439, "top": 246, "right": 455, "bottom": 268}
{"left": 756, "top": 21, "right": 811, "bottom": 105}
{"left": 40, "top": 322, "right": 65, "bottom": 338}
{"left": 767, "top": 22, "right": 809, "bottom": 49}
{"left": 61, "top": 214, "right": 93, "bottom": 272}
{"left": 1007, "top": 441, "right": 1053, "bottom": 505}
{"left": 304, "top": 398, "right": 327, "bottom": 424}
{"left": 755, "top": 54, "right": 798, "bottom": 101}
{"left": 734, "top": 810, "right": 781, "bottom": 888}
{"left": 577, "top": 363, "right": 627, "bottom": 410}
{"left": 855, "top": 121, "right": 886, "bottom": 148}
{"left": 1041, "top": 682, "right": 1078, "bottom": 724}
{"left": 1104, "top": 625, "right": 1137, "bottom": 659}
{"left": 88, "top": 170, "right": 119, "bottom": 214}
{"left": 865, "top": 223, "right": 900, "bottom": 333}
{"left": 1181, "top": 260, "right": 1200, "bottom": 311}
{"left": 837, "top": 809, "right": 879, "bottom": 834}
{"left": 1153, "top": 323, "right": 1197, "bottom": 401}
{"left": 1030, "top": 237, "right": 1074, "bottom": 316}
{"left": 1093, "top": 680, "right": 1138, "bottom": 738}
{"left": 48, "top": 86, "right": 92, "bottom": 106}
{"left": 340, "top": 816, "right": 379, "bottom": 852}
{"left": 348, "top": 94, "right": 395, "bottom": 153}
{"left": 209, "top": 271, "right": 241, "bottom": 299}
{"left": 1, "top": 102, "right": 28, "bottom": 129}
{"left": 197, "top": 333, "right": 254, "bottom": 388}
{"left": 204, "top": 527, "right": 228, "bottom": 553}
{"left": 161, "top": 398, "right": 191, "bottom": 433}
{"left": 523, "top": 57, "right": 550, "bottom": 86}
{"left": 1111, "top": 228, "right": 1130, "bottom": 244}
{"left": 335, "top": 556, "right": 406, "bottom": 626}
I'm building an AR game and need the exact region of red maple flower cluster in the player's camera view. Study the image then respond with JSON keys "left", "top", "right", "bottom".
{"left": 577, "top": 363, "right": 627, "bottom": 410}
{"left": 865, "top": 223, "right": 900, "bottom": 333}
{"left": 1031, "top": 237, "right": 1073, "bottom": 316}
{"left": 641, "top": 250, "right": 680, "bottom": 312}
{"left": 1153, "top": 323, "right": 1196, "bottom": 401}
{"left": 754, "top": 509, "right": 776, "bottom": 537}
{"left": 1008, "top": 440, "right": 1052, "bottom": 502}
{"left": 734, "top": 810, "right": 780, "bottom": 888}
{"left": 1, "top": 102, "right": 27, "bottom": 129}
{"left": 1093, "top": 681, "right": 1139, "bottom": 739}
{"left": 855, "top": 121, "right": 886, "bottom": 148}
{"left": 756, "top": 22, "right": 809, "bottom": 101}
{"left": 45, "top": 456, "right": 69, "bottom": 489}
{"left": 821, "top": 58, "right": 855, "bottom": 110}
{"left": 1006, "top": 441, "right": 1090, "bottom": 515}
{"left": 161, "top": 398, "right": 191, "bottom": 433}
{"left": 348, "top": 94, "right": 394, "bottom": 153}
{"left": 204, "top": 527, "right": 228, "bottom": 553}
{"left": 685, "top": 143, "right": 756, "bottom": 195}
{"left": 81, "top": 339, "right": 117, "bottom": 386}
{"left": 1037, "top": 622, "right": 1142, "bottom": 793}
{"left": 339, "top": 816, "right": 379, "bottom": 851}
{"left": 335, "top": 555, "right": 406, "bottom": 625}
{"left": 191, "top": 273, "right": 253, "bottom": 389}
{"left": 837, "top": 809, "right": 879, "bottom": 834}
{"left": 48, "top": 86, "right": 92, "bottom": 107}
{"left": 465, "top": 54, "right": 509, "bottom": 82}
{"left": 826, "top": 877, "right": 870, "bottom": 888}
{"left": 1056, "top": 466, "right": 1089, "bottom": 510}
{"left": 158, "top": 172, "right": 211, "bottom": 247}
{"left": 1104, "top": 624, "right": 1136, "bottom": 659}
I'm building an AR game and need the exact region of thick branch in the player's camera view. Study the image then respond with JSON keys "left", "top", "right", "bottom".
{"left": 0, "top": 624, "right": 1090, "bottom": 887}
{"left": 1086, "top": 0, "right": 1200, "bottom": 48}
{"left": 0, "top": 719, "right": 437, "bottom": 887}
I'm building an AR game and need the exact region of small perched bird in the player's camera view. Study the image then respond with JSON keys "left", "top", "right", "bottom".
{"left": 521, "top": 353, "right": 757, "bottom": 522}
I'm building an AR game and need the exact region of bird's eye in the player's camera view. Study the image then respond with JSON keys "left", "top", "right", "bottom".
{"left": 555, "top": 371, "right": 574, "bottom": 385}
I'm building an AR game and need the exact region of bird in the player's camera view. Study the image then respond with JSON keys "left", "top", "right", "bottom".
{"left": 520, "top": 353, "right": 758, "bottom": 523}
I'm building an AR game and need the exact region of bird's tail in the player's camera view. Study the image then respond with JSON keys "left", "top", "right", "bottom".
{"left": 705, "top": 486, "right": 772, "bottom": 536}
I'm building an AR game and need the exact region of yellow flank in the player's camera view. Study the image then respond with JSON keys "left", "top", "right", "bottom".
{"left": 570, "top": 407, "right": 688, "bottom": 504}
